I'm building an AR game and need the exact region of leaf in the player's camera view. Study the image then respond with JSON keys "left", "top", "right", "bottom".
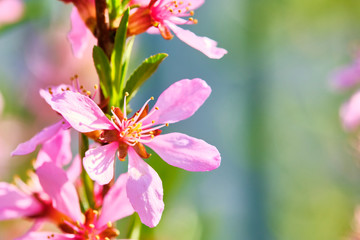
{"left": 122, "top": 53, "right": 168, "bottom": 103}
{"left": 93, "top": 46, "right": 112, "bottom": 98}
{"left": 111, "top": 8, "right": 130, "bottom": 95}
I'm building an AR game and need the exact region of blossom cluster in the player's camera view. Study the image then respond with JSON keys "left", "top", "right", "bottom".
{"left": 0, "top": 0, "right": 225, "bottom": 239}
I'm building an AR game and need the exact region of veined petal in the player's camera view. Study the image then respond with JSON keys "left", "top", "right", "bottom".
{"left": 143, "top": 78, "right": 211, "bottom": 125}
{"left": 15, "top": 232, "right": 76, "bottom": 240}
{"left": 97, "top": 173, "right": 134, "bottom": 226}
{"left": 83, "top": 143, "right": 118, "bottom": 185}
{"left": 126, "top": 148, "right": 164, "bottom": 228}
{"left": 146, "top": 133, "right": 221, "bottom": 171}
{"left": 35, "top": 129, "right": 72, "bottom": 169}
{"left": 36, "top": 163, "right": 82, "bottom": 222}
{"left": 0, "top": 183, "right": 43, "bottom": 220}
{"left": 39, "top": 84, "right": 72, "bottom": 104}
{"left": 11, "top": 120, "right": 69, "bottom": 156}
{"left": 49, "top": 91, "right": 114, "bottom": 132}
{"left": 68, "top": 7, "right": 96, "bottom": 58}
{"left": 341, "top": 91, "right": 360, "bottom": 130}
{"left": 167, "top": 22, "right": 227, "bottom": 59}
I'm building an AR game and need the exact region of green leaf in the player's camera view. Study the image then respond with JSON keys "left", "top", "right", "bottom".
{"left": 107, "top": 0, "right": 121, "bottom": 26}
{"left": 122, "top": 53, "right": 168, "bottom": 103}
{"left": 111, "top": 8, "right": 130, "bottom": 96}
{"left": 93, "top": 46, "right": 112, "bottom": 98}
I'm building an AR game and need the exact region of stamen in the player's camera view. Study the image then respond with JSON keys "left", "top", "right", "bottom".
{"left": 95, "top": 236, "right": 100, "bottom": 240}
{"left": 89, "top": 224, "right": 95, "bottom": 228}
{"left": 107, "top": 222, "right": 112, "bottom": 228}
{"left": 123, "top": 92, "right": 129, "bottom": 119}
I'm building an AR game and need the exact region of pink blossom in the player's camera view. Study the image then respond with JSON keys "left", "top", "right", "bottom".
{"left": 48, "top": 78, "right": 221, "bottom": 227}
{"left": 340, "top": 90, "right": 360, "bottom": 130}
{"left": 128, "top": 0, "right": 227, "bottom": 59}
{"left": 332, "top": 57, "right": 360, "bottom": 90}
{"left": 11, "top": 79, "right": 98, "bottom": 162}
{"left": 20, "top": 162, "right": 133, "bottom": 240}
{"left": 0, "top": 0, "right": 24, "bottom": 25}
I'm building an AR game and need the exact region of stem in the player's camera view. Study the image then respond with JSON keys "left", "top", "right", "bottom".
{"left": 95, "top": 0, "right": 112, "bottom": 59}
{"left": 79, "top": 133, "right": 95, "bottom": 209}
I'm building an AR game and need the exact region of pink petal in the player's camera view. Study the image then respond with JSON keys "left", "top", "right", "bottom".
{"left": 0, "top": 183, "right": 43, "bottom": 220}
{"left": 341, "top": 91, "right": 360, "bottom": 130}
{"left": 67, "top": 7, "right": 96, "bottom": 58}
{"left": 146, "top": 133, "right": 221, "bottom": 171}
{"left": 146, "top": 26, "right": 161, "bottom": 34}
{"left": 143, "top": 78, "right": 211, "bottom": 125}
{"left": 39, "top": 84, "right": 72, "bottom": 104}
{"left": 36, "top": 163, "right": 82, "bottom": 222}
{"left": 49, "top": 91, "right": 114, "bottom": 132}
{"left": 130, "top": 0, "right": 150, "bottom": 7}
{"left": 83, "top": 142, "right": 118, "bottom": 185}
{"left": 97, "top": 173, "right": 134, "bottom": 226}
{"left": 126, "top": 148, "right": 164, "bottom": 228}
{"left": 66, "top": 155, "right": 82, "bottom": 183}
{"left": 35, "top": 129, "right": 72, "bottom": 169}
{"left": 15, "top": 232, "right": 76, "bottom": 240}
{"left": 167, "top": 22, "right": 227, "bottom": 59}
{"left": 11, "top": 120, "right": 69, "bottom": 156}
{"left": 0, "top": 0, "right": 24, "bottom": 25}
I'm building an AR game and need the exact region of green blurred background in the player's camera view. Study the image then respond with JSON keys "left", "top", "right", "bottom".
{"left": 2, "top": 0, "right": 360, "bottom": 239}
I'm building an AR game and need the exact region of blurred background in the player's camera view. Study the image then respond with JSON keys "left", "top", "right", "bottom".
{"left": 2, "top": 0, "right": 360, "bottom": 239}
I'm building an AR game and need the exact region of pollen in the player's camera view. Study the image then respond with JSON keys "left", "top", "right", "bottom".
{"left": 166, "top": 123, "right": 169, "bottom": 127}
{"left": 190, "top": 10, "right": 194, "bottom": 16}
{"left": 155, "top": 107, "right": 159, "bottom": 110}
{"left": 89, "top": 224, "right": 95, "bottom": 228}
{"left": 151, "top": 96, "right": 154, "bottom": 100}
{"left": 193, "top": 19, "right": 198, "bottom": 24}
{"left": 152, "top": 120, "right": 155, "bottom": 124}
{"left": 94, "top": 84, "right": 98, "bottom": 90}
{"left": 95, "top": 236, "right": 100, "bottom": 240}
{"left": 107, "top": 222, "right": 112, "bottom": 228}
{"left": 125, "top": 92, "right": 129, "bottom": 97}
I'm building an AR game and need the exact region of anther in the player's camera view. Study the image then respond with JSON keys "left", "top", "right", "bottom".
{"left": 152, "top": 120, "right": 155, "bottom": 124}
{"left": 89, "top": 224, "right": 95, "bottom": 228}
{"left": 178, "top": 9, "right": 181, "bottom": 13}
{"left": 193, "top": 19, "right": 198, "bottom": 24}
{"left": 95, "top": 236, "right": 100, "bottom": 240}
{"left": 94, "top": 84, "right": 98, "bottom": 89}
{"left": 151, "top": 96, "right": 154, "bottom": 100}
{"left": 125, "top": 92, "right": 129, "bottom": 97}
{"left": 169, "top": 8, "right": 173, "bottom": 12}
{"left": 61, "top": 88, "right": 65, "bottom": 91}
{"left": 93, "top": 210, "right": 99, "bottom": 215}
{"left": 66, "top": 87, "right": 70, "bottom": 91}
{"left": 189, "top": 17, "right": 193, "bottom": 21}
{"left": 86, "top": 91, "right": 91, "bottom": 96}
{"left": 80, "top": 85, "right": 84, "bottom": 89}
{"left": 155, "top": 107, "right": 159, "bottom": 110}
{"left": 74, "top": 74, "right": 78, "bottom": 78}
{"left": 190, "top": 10, "right": 194, "bottom": 16}
{"left": 107, "top": 222, "right": 112, "bottom": 228}
{"left": 151, "top": 135, "right": 154, "bottom": 139}
{"left": 105, "top": 238, "right": 110, "bottom": 240}
{"left": 179, "top": 1, "right": 183, "bottom": 4}
{"left": 165, "top": 123, "right": 169, "bottom": 127}
{"left": 124, "top": 118, "right": 127, "bottom": 121}
{"left": 76, "top": 221, "right": 81, "bottom": 227}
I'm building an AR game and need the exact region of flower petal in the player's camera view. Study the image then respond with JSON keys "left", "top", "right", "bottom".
{"left": 15, "top": 232, "right": 76, "bottom": 240}
{"left": 146, "top": 133, "right": 221, "bottom": 171}
{"left": 143, "top": 78, "right": 211, "bottom": 125}
{"left": 66, "top": 155, "right": 82, "bottom": 183}
{"left": 35, "top": 129, "right": 72, "bottom": 169}
{"left": 83, "top": 142, "right": 118, "bottom": 185}
{"left": 167, "top": 22, "right": 227, "bottom": 59}
{"left": 11, "top": 120, "right": 69, "bottom": 156}
{"left": 0, "top": 183, "right": 43, "bottom": 220}
{"left": 39, "top": 84, "right": 72, "bottom": 104}
{"left": 97, "top": 173, "right": 134, "bottom": 226}
{"left": 36, "top": 162, "right": 82, "bottom": 222}
{"left": 67, "top": 7, "right": 96, "bottom": 58}
{"left": 49, "top": 91, "right": 114, "bottom": 132}
{"left": 126, "top": 148, "right": 164, "bottom": 228}
{"left": 341, "top": 91, "right": 360, "bottom": 130}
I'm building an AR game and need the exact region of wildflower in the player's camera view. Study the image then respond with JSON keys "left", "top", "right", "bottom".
{"left": 128, "top": 0, "right": 227, "bottom": 59}
{"left": 332, "top": 52, "right": 360, "bottom": 90}
{"left": 11, "top": 77, "right": 98, "bottom": 160}
{"left": 5, "top": 161, "right": 133, "bottom": 240}
{"left": 340, "top": 90, "right": 360, "bottom": 130}
{"left": 48, "top": 78, "right": 221, "bottom": 227}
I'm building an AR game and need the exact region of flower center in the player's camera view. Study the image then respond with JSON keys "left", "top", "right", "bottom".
{"left": 152, "top": 0, "right": 198, "bottom": 24}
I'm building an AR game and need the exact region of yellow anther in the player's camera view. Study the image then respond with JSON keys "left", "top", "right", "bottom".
{"left": 93, "top": 210, "right": 99, "bottom": 215}
{"left": 151, "top": 135, "right": 154, "bottom": 139}
{"left": 166, "top": 123, "right": 169, "bottom": 127}
{"left": 124, "top": 118, "right": 127, "bottom": 121}
{"left": 107, "top": 221, "right": 112, "bottom": 228}
{"left": 66, "top": 87, "right": 70, "bottom": 90}
{"left": 80, "top": 85, "right": 84, "bottom": 89}
{"left": 175, "top": 4, "right": 178, "bottom": 7}
{"left": 111, "top": 106, "right": 115, "bottom": 111}
{"left": 95, "top": 236, "right": 100, "bottom": 240}
{"left": 125, "top": 92, "right": 129, "bottom": 97}
{"left": 155, "top": 107, "right": 159, "bottom": 110}
{"left": 105, "top": 237, "right": 110, "bottom": 240}
{"left": 190, "top": 10, "right": 194, "bottom": 16}
{"left": 114, "top": 229, "right": 120, "bottom": 235}
{"left": 169, "top": 8, "right": 173, "bottom": 12}
{"left": 193, "top": 19, "right": 198, "bottom": 24}
{"left": 94, "top": 84, "right": 98, "bottom": 89}
{"left": 152, "top": 120, "right": 155, "bottom": 124}
{"left": 131, "top": 118, "right": 135, "bottom": 122}
{"left": 179, "top": 1, "right": 183, "bottom": 4}
{"left": 89, "top": 224, "right": 95, "bottom": 228}
{"left": 189, "top": 17, "right": 193, "bottom": 21}
{"left": 61, "top": 88, "right": 65, "bottom": 91}
{"left": 74, "top": 74, "right": 78, "bottom": 78}
{"left": 76, "top": 221, "right": 81, "bottom": 227}
{"left": 150, "top": 131, "right": 154, "bottom": 134}
{"left": 151, "top": 96, "right": 154, "bottom": 100}
{"left": 82, "top": 89, "right": 87, "bottom": 93}
{"left": 136, "top": 112, "right": 140, "bottom": 116}
{"left": 86, "top": 91, "right": 91, "bottom": 96}
{"left": 188, "top": 2, "right": 192, "bottom": 5}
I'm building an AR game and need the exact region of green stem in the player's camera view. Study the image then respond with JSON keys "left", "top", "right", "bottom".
{"left": 126, "top": 214, "right": 142, "bottom": 240}
{"left": 79, "top": 133, "right": 95, "bottom": 209}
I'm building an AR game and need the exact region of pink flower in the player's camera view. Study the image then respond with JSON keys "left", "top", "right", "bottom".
{"left": 11, "top": 79, "right": 98, "bottom": 162}
{"left": 340, "top": 90, "right": 360, "bottom": 130}
{"left": 47, "top": 78, "right": 221, "bottom": 227}
{"left": 4, "top": 161, "right": 133, "bottom": 240}
{"left": 128, "top": 0, "right": 227, "bottom": 59}
{"left": 332, "top": 53, "right": 360, "bottom": 90}
{"left": 0, "top": 0, "right": 24, "bottom": 25}
{"left": 60, "top": 0, "right": 97, "bottom": 58}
